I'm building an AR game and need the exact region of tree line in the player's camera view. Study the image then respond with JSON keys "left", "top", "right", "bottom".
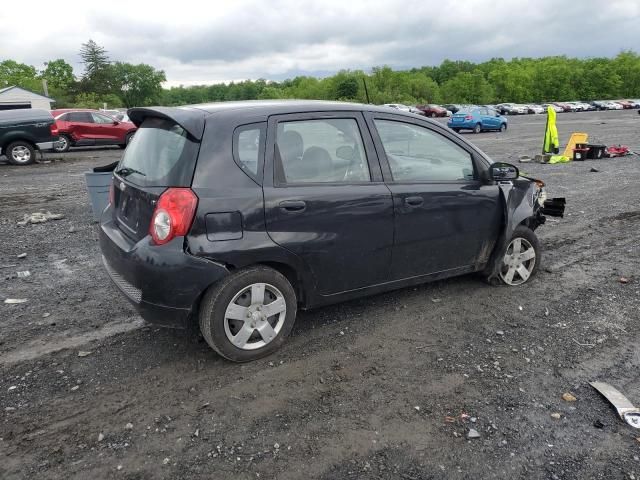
{"left": 0, "top": 40, "right": 166, "bottom": 109}
{"left": 2, "top": 41, "right": 639, "bottom": 109}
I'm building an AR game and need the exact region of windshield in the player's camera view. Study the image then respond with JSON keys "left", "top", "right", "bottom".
{"left": 117, "top": 117, "right": 199, "bottom": 187}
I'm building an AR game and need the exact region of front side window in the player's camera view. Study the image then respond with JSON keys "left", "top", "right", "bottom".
{"left": 275, "top": 118, "right": 370, "bottom": 184}
{"left": 91, "top": 113, "right": 114, "bottom": 124}
{"left": 374, "top": 120, "right": 475, "bottom": 182}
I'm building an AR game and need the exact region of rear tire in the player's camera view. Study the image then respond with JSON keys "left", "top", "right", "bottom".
{"left": 119, "top": 132, "right": 134, "bottom": 149}
{"left": 430, "top": 112, "right": 436, "bottom": 118}
{"left": 452, "top": 128, "right": 460, "bottom": 133}
{"left": 199, "top": 266, "right": 297, "bottom": 362}
{"left": 54, "top": 135, "right": 71, "bottom": 153}
{"left": 497, "top": 226, "right": 540, "bottom": 286}
{"left": 5, "top": 141, "right": 36, "bottom": 165}
{"left": 473, "top": 123, "right": 482, "bottom": 134}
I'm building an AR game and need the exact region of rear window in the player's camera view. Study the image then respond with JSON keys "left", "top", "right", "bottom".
{"left": 117, "top": 117, "right": 199, "bottom": 187}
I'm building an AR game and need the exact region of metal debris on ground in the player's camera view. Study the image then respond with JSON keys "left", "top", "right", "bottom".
{"left": 77, "top": 351, "right": 92, "bottom": 357}
{"left": 17, "top": 253, "right": 27, "bottom": 259}
{"left": 17, "top": 211, "right": 65, "bottom": 226}
{"left": 590, "top": 382, "right": 640, "bottom": 429}
{"left": 467, "top": 428, "right": 481, "bottom": 439}
{"left": 4, "top": 298, "right": 27, "bottom": 304}
{"left": 619, "top": 277, "right": 630, "bottom": 284}
{"left": 16, "top": 270, "right": 31, "bottom": 278}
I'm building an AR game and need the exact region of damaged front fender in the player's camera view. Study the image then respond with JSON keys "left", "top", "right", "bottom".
{"left": 483, "top": 177, "right": 565, "bottom": 283}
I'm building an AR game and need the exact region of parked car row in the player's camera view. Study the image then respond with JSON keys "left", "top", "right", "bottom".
{"left": 383, "top": 99, "right": 640, "bottom": 118}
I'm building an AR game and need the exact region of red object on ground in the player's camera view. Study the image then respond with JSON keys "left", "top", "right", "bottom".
{"left": 606, "top": 145, "right": 630, "bottom": 157}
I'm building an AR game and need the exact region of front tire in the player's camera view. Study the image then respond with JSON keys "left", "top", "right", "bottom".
{"left": 499, "top": 123, "right": 507, "bottom": 132}
{"left": 199, "top": 266, "right": 297, "bottom": 362}
{"left": 498, "top": 226, "right": 540, "bottom": 286}
{"left": 473, "top": 123, "right": 482, "bottom": 134}
{"left": 5, "top": 141, "right": 36, "bottom": 165}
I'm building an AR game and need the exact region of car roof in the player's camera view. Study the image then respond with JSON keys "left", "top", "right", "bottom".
{"left": 129, "top": 100, "right": 426, "bottom": 140}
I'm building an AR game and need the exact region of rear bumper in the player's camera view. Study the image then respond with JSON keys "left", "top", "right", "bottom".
{"left": 99, "top": 216, "right": 230, "bottom": 328}
{"left": 448, "top": 121, "right": 475, "bottom": 129}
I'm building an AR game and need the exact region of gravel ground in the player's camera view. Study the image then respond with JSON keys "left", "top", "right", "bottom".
{"left": 0, "top": 110, "right": 639, "bottom": 480}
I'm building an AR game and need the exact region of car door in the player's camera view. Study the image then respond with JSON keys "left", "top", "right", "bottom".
{"left": 478, "top": 107, "right": 495, "bottom": 129}
{"left": 365, "top": 113, "right": 502, "bottom": 280}
{"left": 262, "top": 112, "right": 394, "bottom": 295}
{"left": 68, "top": 112, "right": 95, "bottom": 144}
{"left": 90, "top": 112, "right": 122, "bottom": 143}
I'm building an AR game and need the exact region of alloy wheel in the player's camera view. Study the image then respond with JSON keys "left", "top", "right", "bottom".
{"left": 11, "top": 145, "right": 31, "bottom": 164}
{"left": 55, "top": 136, "right": 68, "bottom": 152}
{"left": 499, "top": 237, "right": 536, "bottom": 285}
{"left": 223, "top": 282, "right": 287, "bottom": 350}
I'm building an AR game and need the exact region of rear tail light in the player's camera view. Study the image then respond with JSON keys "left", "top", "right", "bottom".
{"left": 149, "top": 188, "right": 198, "bottom": 245}
{"left": 50, "top": 123, "right": 58, "bottom": 136}
{"left": 464, "top": 115, "right": 473, "bottom": 120}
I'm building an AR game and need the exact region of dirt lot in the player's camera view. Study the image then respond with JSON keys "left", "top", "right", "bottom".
{"left": 1, "top": 110, "right": 639, "bottom": 480}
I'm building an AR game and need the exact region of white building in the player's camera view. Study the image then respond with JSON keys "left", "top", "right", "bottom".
{"left": 0, "top": 86, "right": 55, "bottom": 111}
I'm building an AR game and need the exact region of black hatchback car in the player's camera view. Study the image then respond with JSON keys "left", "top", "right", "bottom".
{"left": 100, "top": 100, "right": 564, "bottom": 362}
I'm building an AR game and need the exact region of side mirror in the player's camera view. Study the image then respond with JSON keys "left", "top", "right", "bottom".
{"left": 113, "top": 120, "right": 120, "bottom": 125}
{"left": 495, "top": 112, "right": 501, "bottom": 117}
{"left": 489, "top": 162, "right": 519, "bottom": 181}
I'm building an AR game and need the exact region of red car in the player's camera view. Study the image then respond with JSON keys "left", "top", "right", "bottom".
{"left": 52, "top": 109, "right": 137, "bottom": 152}
{"left": 415, "top": 104, "right": 448, "bottom": 117}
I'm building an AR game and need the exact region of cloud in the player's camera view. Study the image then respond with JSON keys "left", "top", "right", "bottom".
{"left": 0, "top": 0, "right": 638, "bottom": 86}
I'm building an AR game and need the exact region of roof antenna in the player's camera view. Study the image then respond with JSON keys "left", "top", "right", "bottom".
{"left": 362, "top": 77, "right": 371, "bottom": 104}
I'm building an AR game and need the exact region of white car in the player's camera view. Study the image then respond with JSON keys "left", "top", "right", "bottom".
{"left": 605, "top": 101, "right": 623, "bottom": 110}
{"left": 382, "top": 104, "right": 412, "bottom": 112}
{"left": 566, "top": 102, "right": 586, "bottom": 112}
{"left": 525, "top": 104, "right": 545, "bottom": 114}
{"left": 542, "top": 103, "right": 563, "bottom": 113}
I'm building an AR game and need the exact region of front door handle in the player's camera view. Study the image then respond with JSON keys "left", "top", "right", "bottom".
{"left": 279, "top": 200, "right": 307, "bottom": 212}
{"left": 404, "top": 196, "right": 424, "bottom": 207}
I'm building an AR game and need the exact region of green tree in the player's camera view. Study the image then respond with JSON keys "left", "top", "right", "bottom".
{"left": 440, "top": 71, "right": 494, "bottom": 104}
{"left": 41, "top": 59, "right": 75, "bottom": 90}
{"left": 79, "top": 39, "right": 112, "bottom": 94}
{"left": 109, "top": 62, "right": 166, "bottom": 107}
{"left": 0, "top": 60, "right": 40, "bottom": 91}
{"left": 335, "top": 77, "right": 359, "bottom": 99}
{"left": 80, "top": 40, "right": 109, "bottom": 77}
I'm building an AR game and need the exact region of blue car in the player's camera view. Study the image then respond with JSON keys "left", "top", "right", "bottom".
{"left": 447, "top": 107, "right": 508, "bottom": 133}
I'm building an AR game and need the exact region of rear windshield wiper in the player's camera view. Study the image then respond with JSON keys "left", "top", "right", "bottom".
{"left": 115, "top": 167, "right": 146, "bottom": 177}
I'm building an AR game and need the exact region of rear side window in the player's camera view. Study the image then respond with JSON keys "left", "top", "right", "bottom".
{"left": 233, "top": 123, "right": 265, "bottom": 180}
{"left": 69, "top": 112, "right": 92, "bottom": 123}
{"left": 117, "top": 117, "right": 199, "bottom": 187}
{"left": 274, "top": 118, "right": 370, "bottom": 184}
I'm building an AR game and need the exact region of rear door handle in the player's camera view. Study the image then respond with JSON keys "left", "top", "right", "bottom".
{"left": 279, "top": 200, "right": 307, "bottom": 212}
{"left": 404, "top": 196, "right": 424, "bottom": 207}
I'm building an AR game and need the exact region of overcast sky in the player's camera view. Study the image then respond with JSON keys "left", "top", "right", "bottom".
{"left": 1, "top": 0, "right": 639, "bottom": 87}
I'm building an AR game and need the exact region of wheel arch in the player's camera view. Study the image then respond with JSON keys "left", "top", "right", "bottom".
{"left": 1, "top": 135, "right": 36, "bottom": 153}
